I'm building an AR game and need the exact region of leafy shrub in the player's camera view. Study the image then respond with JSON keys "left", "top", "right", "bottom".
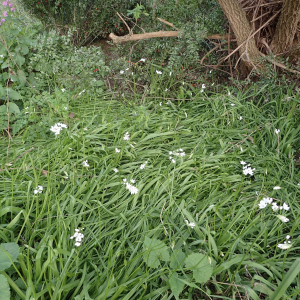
{"left": 19, "top": 0, "right": 145, "bottom": 45}
{"left": 28, "top": 29, "right": 109, "bottom": 89}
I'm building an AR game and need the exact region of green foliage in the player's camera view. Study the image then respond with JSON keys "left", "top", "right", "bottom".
{"left": 20, "top": 0, "right": 145, "bottom": 45}
{"left": 0, "top": 243, "right": 19, "bottom": 300}
{"left": 127, "top": 4, "right": 149, "bottom": 20}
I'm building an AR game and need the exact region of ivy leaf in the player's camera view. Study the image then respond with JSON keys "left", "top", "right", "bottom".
{"left": 0, "top": 243, "right": 19, "bottom": 271}
{"left": 169, "top": 272, "right": 185, "bottom": 298}
{"left": 170, "top": 249, "right": 186, "bottom": 269}
{"left": 0, "top": 274, "right": 10, "bottom": 300}
{"left": 143, "top": 236, "right": 170, "bottom": 268}
{"left": 185, "top": 253, "right": 213, "bottom": 283}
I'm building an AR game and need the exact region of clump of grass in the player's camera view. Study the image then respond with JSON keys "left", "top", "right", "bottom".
{"left": 1, "top": 81, "right": 300, "bottom": 299}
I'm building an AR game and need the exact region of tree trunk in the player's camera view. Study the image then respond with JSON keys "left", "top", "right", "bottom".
{"left": 216, "top": 0, "right": 262, "bottom": 74}
{"left": 270, "top": 0, "right": 300, "bottom": 56}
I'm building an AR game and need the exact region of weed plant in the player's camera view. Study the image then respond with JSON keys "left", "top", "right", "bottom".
{"left": 1, "top": 79, "right": 300, "bottom": 299}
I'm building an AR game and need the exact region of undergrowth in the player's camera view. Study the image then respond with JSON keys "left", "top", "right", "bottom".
{"left": 1, "top": 83, "right": 300, "bottom": 299}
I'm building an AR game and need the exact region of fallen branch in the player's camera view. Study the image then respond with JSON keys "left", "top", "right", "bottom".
{"left": 109, "top": 30, "right": 182, "bottom": 44}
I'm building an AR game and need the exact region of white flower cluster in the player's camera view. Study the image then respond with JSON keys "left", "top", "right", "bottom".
{"left": 123, "top": 178, "right": 139, "bottom": 195}
{"left": 156, "top": 70, "right": 162, "bottom": 75}
{"left": 34, "top": 185, "right": 43, "bottom": 194}
{"left": 140, "top": 161, "right": 148, "bottom": 170}
{"left": 169, "top": 149, "right": 185, "bottom": 163}
{"left": 113, "top": 168, "right": 119, "bottom": 173}
{"left": 50, "top": 123, "right": 67, "bottom": 135}
{"left": 123, "top": 132, "right": 130, "bottom": 141}
{"left": 185, "top": 220, "right": 196, "bottom": 229}
{"left": 278, "top": 235, "right": 292, "bottom": 250}
{"left": 200, "top": 84, "right": 206, "bottom": 93}
{"left": 275, "top": 128, "right": 280, "bottom": 135}
{"left": 70, "top": 228, "right": 84, "bottom": 247}
{"left": 258, "top": 197, "right": 290, "bottom": 212}
{"left": 240, "top": 161, "right": 255, "bottom": 176}
{"left": 115, "top": 148, "right": 120, "bottom": 153}
{"left": 82, "top": 160, "right": 89, "bottom": 167}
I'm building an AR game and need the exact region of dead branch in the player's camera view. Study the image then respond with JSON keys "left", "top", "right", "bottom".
{"left": 109, "top": 31, "right": 182, "bottom": 44}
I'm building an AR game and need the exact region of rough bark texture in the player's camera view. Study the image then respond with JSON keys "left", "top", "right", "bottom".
{"left": 217, "top": 0, "right": 262, "bottom": 73}
{"left": 271, "top": 0, "right": 300, "bottom": 55}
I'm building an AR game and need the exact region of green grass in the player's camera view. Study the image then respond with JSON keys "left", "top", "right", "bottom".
{"left": 1, "top": 83, "right": 300, "bottom": 299}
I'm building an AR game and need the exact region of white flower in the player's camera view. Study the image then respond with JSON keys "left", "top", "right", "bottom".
{"left": 61, "top": 88, "right": 66, "bottom": 92}
{"left": 123, "top": 132, "right": 130, "bottom": 141}
{"left": 120, "top": 70, "right": 124, "bottom": 74}
{"left": 258, "top": 197, "right": 272, "bottom": 209}
{"left": 272, "top": 202, "right": 279, "bottom": 212}
{"left": 273, "top": 186, "right": 281, "bottom": 190}
{"left": 33, "top": 185, "right": 43, "bottom": 195}
{"left": 140, "top": 58, "right": 146, "bottom": 62}
{"left": 50, "top": 123, "right": 68, "bottom": 135}
{"left": 169, "top": 72, "right": 172, "bottom": 76}
{"left": 156, "top": 70, "right": 162, "bottom": 75}
{"left": 286, "top": 235, "right": 291, "bottom": 239}
{"left": 264, "top": 197, "right": 273, "bottom": 204}
{"left": 115, "top": 148, "right": 120, "bottom": 153}
{"left": 275, "top": 128, "right": 280, "bottom": 134}
{"left": 282, "top": 202, "right": 290, "bottom": 211}
{"left": 228, "top": 92, "right": 231, "bottom": 96}
{"left": 242, "top": 166, "right": 255, "bottom": 176}
{"left": 113, "top": 168, "right": 119, "bottom": 173}
{"left": 0, "top": 55, "right": 3, "bottom": 58}
{"left": 165, "top": 88, "right": 168, "bottom": 91}
{"left": 209, "top": 70, "right": 212, "bottom": 73}
{"left": 130, "top": 179, "right": 136, "bottom": 183}
{"left": 185, "top": 220, "right": 196, "bottom": 229}
{"left": 202, "top": 84, "right": 206, "bottom": 89}
{"left": 258, "top": 200, "right": 268, "bottom": 209}
{"left": 64, "top": 107, "right": 68, "bottom": 110}
{"left": 70, "top": 228, "right": 84, "bottom": 247}
{"left": 183, "top": 82, "right": 185, "bottom": 85}
{"left": 277, "top": 215, "right": 289, "bottom": 223}
{"left": 159, "top": 102, "right": 162, "bottom": 106}
{"left": 298, "top": 182, "right": 300, "bottom": 186}
{"left": 125, "top": 68, "right": 129, "bottom": 71}
{"left": 239, "top": 116, "right": 242, "bottom": 120}
{"left": 211, "top": 83, "right": 214, "bottom": 86}
{"left": 82, "top": 160, "right": 89, "bottom": 167}
{"left": 277, "top": 243, "right": 292, "bottom": 250}
{"left": 240, "top": 161, "right": 247, "bottom": 166}
{"left": 231, "top": 103, "right": 235, "bottom": 106}
{"left": 84, "top": 128, "right": 88, "bottom": 131}
{"left": 78, "top": 90, "right": 85, "bottom": 96}
{"left": 171, "top": 159, "right": 176, "bottom": 163}
{"left": 140, "top": 161, "right": 148, "bottom": 169}
{"left": 123, "top": 180, "right": 139, "bottom": 194}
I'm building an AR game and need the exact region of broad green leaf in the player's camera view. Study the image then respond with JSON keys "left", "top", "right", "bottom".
{"left": 185, "top": 253, "right": 213, "bottom": 283}
{"left": 0, "top": 102, "right": 20, "bottom": 115}
{"left": 143, "top": 236, "right": 170, "bottom": 268}
{"left": 0, "top": 274, "right": 10, "bottom": 300}
{"left": 20, "top": 44, "right": 29, "bottom": 55}
{"left": 170, "top": 249, "right": 186, "bottom": 269}
{"left": 8, "top": 89, "right": 22, "bottom": 100}
{"left": 0, "top": 85, "right": 4, "bottom": 97}
{"left": 169, "top": 272, "right": 185, "bottom": 298}
{"left": 0, "top": 243, "right": 19, "bottom": 271}
{"left": 14, "top": 54, "right": 25, "bottom": 66}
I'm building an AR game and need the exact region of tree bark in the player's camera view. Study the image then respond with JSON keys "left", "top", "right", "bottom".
{"left": 270, "top": 0, "right": 300, "bottom": 56}
{"left": 216, "top": 0, "right": 262, "bottom": 74}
